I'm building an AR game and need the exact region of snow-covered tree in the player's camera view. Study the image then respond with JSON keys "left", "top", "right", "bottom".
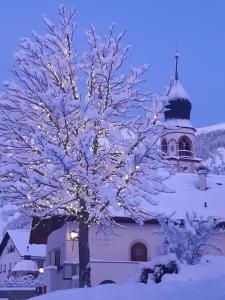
{"left": 158, "top": 213, "right": 219, "bottom": 265}
{"left": 196, "top": 129, "right": 225, "bottom": 175}
{"left": 0, "top": 6, "right": 170, "bottom": 287}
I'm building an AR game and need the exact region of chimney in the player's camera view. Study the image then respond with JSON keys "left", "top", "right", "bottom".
{"left": 197, "top": 165, "right": 209, "bottom": 191}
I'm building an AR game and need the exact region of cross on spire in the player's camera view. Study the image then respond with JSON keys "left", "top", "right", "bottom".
{"left": 175, "top": 47, "right": 179, "bottom": 81}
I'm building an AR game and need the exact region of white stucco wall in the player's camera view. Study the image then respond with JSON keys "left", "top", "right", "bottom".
{"left": 89, "top": 223, "right": 159, "bottom": 262}
{"left": 45, "top": 224, "right": 73, "bottom": 291}
{"left": 45, "top": 222, "right": 161, "bottom": 290}
{"left": 90, "top": 261, "right": 138, "bottom": 285}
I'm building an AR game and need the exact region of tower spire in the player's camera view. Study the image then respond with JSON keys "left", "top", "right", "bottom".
{"left": 175, "top": 47, "right": 179, "bottom": 81}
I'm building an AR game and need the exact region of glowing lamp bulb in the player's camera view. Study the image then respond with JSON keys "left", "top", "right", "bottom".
{"left": 70, "top": 231, "right": 79, "bottom": 240}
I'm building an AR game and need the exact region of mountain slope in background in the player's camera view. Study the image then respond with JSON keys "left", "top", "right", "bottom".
{"left": 196, "top": 123, "right": 225, "bottom": 175}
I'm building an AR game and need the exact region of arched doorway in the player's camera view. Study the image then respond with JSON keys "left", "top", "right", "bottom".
{"left": 131, "top": 242, "right": 147, "bottom": 261}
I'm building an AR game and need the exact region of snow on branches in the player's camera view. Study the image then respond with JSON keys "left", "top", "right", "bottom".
{"left": 0, "top": 6, "right": 170, "bottom": 227}
{"left": 158, "top": 212, "right": 220, "bottom": 265}
{"left": 0, "top": 5, "right": 173, "bottom": 288}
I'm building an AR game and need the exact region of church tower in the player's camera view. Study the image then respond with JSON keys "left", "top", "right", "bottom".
{"left": 161, "top": 52, "right": 201, "bottom": 173}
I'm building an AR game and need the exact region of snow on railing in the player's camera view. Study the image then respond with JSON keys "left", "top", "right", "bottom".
{"left": 0, "top": 274, "right": 43, "bottom": 288}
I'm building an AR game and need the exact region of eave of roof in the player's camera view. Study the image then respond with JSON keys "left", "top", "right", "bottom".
{"left": 29, "top": 216, "right": 159, "bottom": 245}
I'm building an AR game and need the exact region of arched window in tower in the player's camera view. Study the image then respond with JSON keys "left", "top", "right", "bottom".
{"left": 178, "top": 136, "right": 193, "bottom": 157}
{"left": 161, "top": 139, "right": 167, "bottom": 154}
{"left": 131, "top": 242, "right": 147, "bottom": 261}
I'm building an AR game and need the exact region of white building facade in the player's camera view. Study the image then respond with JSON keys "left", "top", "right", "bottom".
{"left": 40, "top": 220, "right": 159, "bottom": 290}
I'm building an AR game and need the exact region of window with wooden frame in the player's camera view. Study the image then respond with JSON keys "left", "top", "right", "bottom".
{"left": 131, "top": 242, "right": 147, "bottom": 261}
{"left": 48, "top": 251, "right": 51, "bottom": 265}
{"left": 54, "top": 249, "right": 61, "bottom": 270}
{"left": 37, "top": 260, "right": 43, "bottom": 269}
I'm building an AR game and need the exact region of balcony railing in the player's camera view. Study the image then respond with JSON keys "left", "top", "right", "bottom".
{"left": 178, "top": 150, "right": 193, "bottom": 157}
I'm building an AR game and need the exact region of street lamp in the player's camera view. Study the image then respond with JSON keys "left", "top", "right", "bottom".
{"left": 70, "top": 230, "right": 79, "bottom": 241}
{"left": 70, "top": 230, "right": 79, "bottom": 250}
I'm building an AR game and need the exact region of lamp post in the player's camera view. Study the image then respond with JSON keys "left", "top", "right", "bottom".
{"left": 70, "top": 230, "right": 79, "bottom": 241}
{"left": 70, "top": 230, "right": 79, "bottom": 250}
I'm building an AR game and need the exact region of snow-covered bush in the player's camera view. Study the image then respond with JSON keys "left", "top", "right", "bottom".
{"left": 139, "top": 254, "right": 178, "bottom": 283}
{"left": 158, "top": 213, "right": 219, "bottom": 265}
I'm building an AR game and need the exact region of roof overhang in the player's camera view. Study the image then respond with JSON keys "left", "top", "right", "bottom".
{"left": 29, "top": 216, "right": 159, "bottom": 245}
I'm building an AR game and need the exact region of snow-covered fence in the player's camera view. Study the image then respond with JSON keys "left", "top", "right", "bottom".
{"left": 0, "top": 274, "right": 43, "bottom": 288}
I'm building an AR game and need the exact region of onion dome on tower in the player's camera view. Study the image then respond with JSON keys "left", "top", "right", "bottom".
{"left": 160, "top": 51, "right": 201, "bottom": 173}
{"left": 164, "top": 51, "right": 192, "bottom": 127}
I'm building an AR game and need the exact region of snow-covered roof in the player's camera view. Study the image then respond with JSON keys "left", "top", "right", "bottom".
{"left": 150, "top": 172, "right": 225, "bottom": 219}
{"left": 167, "top": 80, "right": 190, "bottom": 100}
{"left": 108, "top": 172, "right": 225, "bottom": 221}
{"left": 7, "top": 229, "right": 46, "bottom": 258}
{"left": 12, "top": 259, "right": 38, "bottom": 272}
{"left": 29, "top": 172, "right": 225, "bottom": 245}
{"left": 197, "top": 122, "right": 225, "bottom": 135}
{"left": 164, "top": 119, "right": 193, "bottom": 128}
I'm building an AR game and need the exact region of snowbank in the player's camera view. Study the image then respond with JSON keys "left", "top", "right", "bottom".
{"left": 32, "top": 255, "right": 225, "bottom": 300}
{"left": 32, "top": 279, "right": 225, "bottom": 300}
{"left": 163, "top": 255, "right": 225, "bottom": 282}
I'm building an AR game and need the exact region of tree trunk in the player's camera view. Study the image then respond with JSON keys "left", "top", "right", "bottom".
{"left": 78, "top": 218, "right": 91, "bottom": 287}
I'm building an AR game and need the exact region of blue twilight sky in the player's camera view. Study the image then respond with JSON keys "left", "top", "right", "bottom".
{"left": 0, "top": 0, "right": 225, "bottom": 127}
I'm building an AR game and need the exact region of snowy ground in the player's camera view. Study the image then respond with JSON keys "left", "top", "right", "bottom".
{"left": 31, "top": 279, "right": 225, "bottom": 300}
{"left": 32, "top": 256, "right": 225, "bottom": 300}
